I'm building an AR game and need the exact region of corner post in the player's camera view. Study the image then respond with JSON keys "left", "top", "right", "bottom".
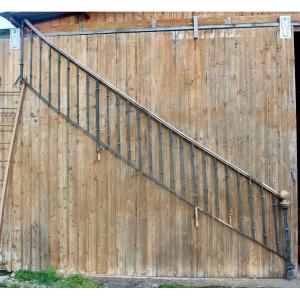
{"left": 279, "top": 190, "right": 294, "bottom": 280}
{"left": 19, "top": 19, "right": 24, "bottom": 82}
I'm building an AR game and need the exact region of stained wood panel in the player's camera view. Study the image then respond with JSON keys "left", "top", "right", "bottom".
{"left": 0, "top": 88, "right": 287, "bottom": 277}
{"left": 0, "top": 21, "right": 297, "bottom": 276}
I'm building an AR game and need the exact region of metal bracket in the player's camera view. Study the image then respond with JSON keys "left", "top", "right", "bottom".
{"left": 279, "top": 16, "right": 292, "bottom": 39}
{"left": 193, "top": 16, "right": 199, "bottom": 39}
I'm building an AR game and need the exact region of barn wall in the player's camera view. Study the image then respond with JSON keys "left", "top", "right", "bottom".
{"left": 0, "top": 21, "right": 297, "bottom": 274}
{"left": 29, "top": 27, "right": 296, "bottom": 260}
{"left": 0, "top": 87, "right": 286, "bottom": 277}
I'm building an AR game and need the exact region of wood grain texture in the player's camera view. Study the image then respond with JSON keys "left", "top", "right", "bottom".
{"left": 0, "top": 21, "right": 297, "bottom": 277}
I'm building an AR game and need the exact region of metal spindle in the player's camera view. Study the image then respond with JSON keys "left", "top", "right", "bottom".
{"left": 272, "top": 196, "right": 280, "bottom": 253}
{"left": 48, "top": 45, "right": 51, "bottom": 104}
{"left": 57, "top": 52, "right": 61, "bottom": 113}
{"left": 106, "top": 87, "right": 110, "bottom": 146}
{"left": 76, "top": 66, "right": 80, "bottom": 125}
{"left": 86, "top": 73, "right": 90, "bottom": 132}
{"left": 202, "top": 150, "right": 208, "bottom": 212}
{"left": 213, "top": 158, "right": 220, "bottom": 218}
{"left": 19, "top": 20, "right": 24, "bottom": 81}
{"left": 169, "top": 129, "right": 175, "bottom": 190}
{"left": 191, "top": 143, "right": 198, "bottom": 207}
{"left": 158, "top": 123, "right": 164, "bottom": 184}
{"left": 66, "top": 59, "right": 70, "bottom": 118}
{"left": 225, "top": 165, "right": 232, "bottom": 224}
{"left": 116, "top": 95, "right": 121, "bottom": 153}
{"left": 179, "top": 137, "right": 186, "bottom": 198}
{"left": 95, "top": 80, "right": 100, "bottom": 148}
{"left": 147, "top": 115, "right": 153, "bottom": 176}
{"left": 260, "top": 187, "right": 268, "bottom": 246}
{"left": 29, "top": 29, "right": 33, "bottom": 86}
{"left": 126, "top": 101, "right": 131, "bottom": 161}
{"left": 136, "top": 109, "right": 142, "bottom": 170}
{"left": 248, "top": 179, "right": 256, "bottom": 239}
{"left": 237, "top": 172, "right": 244, "bottom": 232}
{"left": 38, "top": 38, "right": 42, "bottom": 95}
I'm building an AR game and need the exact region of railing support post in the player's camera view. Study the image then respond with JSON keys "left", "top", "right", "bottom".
{"left": 279, "top": 190, "right": 294, "bottom": 280}
{"left": 19, "top": 19, "right": 24, "bottom": 82}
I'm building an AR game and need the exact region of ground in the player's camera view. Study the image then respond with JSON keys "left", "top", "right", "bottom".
{"left": 0, "top": 269, "right": 300, "bottom": 288}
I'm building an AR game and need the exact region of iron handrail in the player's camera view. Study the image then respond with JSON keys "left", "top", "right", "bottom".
{"left": 23, "top": 18, "right": 283, "bottom": 200}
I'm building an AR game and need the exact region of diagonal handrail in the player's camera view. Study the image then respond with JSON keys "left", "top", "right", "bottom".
{"left": 24, "top": 18, "right": 283, "bottom": 200}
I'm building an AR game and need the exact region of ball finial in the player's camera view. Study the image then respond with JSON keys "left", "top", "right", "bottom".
{"left": 280, "top": 190, "right": 289, "bottom": 200}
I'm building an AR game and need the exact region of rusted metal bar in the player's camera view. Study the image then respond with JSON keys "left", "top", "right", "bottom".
{"left": 66, "top": 59, "right": 70, "bottom": 117}
{"left": 38, "top": 37, "right": 42, "bottom": 95}
{"left": 116, "top": 95, "right": 121, "bottom": 153}
{"left": 225, "top": 165, "right": 232, "bottom": 224}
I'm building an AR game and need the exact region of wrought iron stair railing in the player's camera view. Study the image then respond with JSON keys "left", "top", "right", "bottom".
{"left": 21, "top": 19, "right": 294, "bottom": 279}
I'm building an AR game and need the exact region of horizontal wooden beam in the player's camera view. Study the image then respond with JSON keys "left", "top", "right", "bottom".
{"left": 32, "top": 13, "right": 300, "bottom": 34}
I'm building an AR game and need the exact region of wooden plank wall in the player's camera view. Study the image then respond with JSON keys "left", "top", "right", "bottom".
{"left": 0, "top": 23, "right": 297, "bottom": 276}
{"left": 38, "top": 27, "right": 296, "bottom": 264}
{"left": 0, "top": 87, "right": 286, "bottom": 277}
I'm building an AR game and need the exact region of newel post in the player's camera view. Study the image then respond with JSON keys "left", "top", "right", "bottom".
{"left": 279, "top": 190, "right": 294, "bottom": 280}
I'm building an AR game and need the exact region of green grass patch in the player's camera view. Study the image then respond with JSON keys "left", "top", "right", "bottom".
{"left": 12, "top": 268, "right": 102, "bottom": 288}
{"left": 0, "top": 281, "right": 20, "bottom": 288}
{"left": 159, "top": 283, "right": 193, "bottom": 288}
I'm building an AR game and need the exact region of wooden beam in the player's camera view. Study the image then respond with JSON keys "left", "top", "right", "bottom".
{"left": 0, "top": 82, "right": 26, "bottom": 242}
{"left": 31, "top": 13, "right": 300, "bottom": 34}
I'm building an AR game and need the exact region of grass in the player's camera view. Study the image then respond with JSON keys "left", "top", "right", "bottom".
{"left": 7, "top": 268, "right": 102, "bottom": 288}
{"left": 159, "top": 283, "right": 193, "bottom": 288}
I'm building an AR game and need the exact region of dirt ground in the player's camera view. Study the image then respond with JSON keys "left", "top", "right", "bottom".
{"left": 90, "top": 272, "right": 300, "bottom": 288}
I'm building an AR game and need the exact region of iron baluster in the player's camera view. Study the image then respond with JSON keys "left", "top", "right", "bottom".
{"left": 76, "top": 66, "right": 80, "bottom": 125}
{"left": 116, "top": 95, "right": 121, "bottom": 154}
{"left": 169, "top": 129, "right": 175, "bottom": 190}
{"left": 202, "top": 150, "right": 208, "bottom": 212}
{"left": 179, "top": 136, "right": 186, "bottom": 198}
{"left": 29, "top": 29, "right": 33, "bottom": 86}
{"left": 106, "top": 87, "right": 110, "bottom": 146}
{"left": 248, "top": 179, "right": 256, "bottom": 239}
{"left": 86, "top": 73, "right": 90, "bottom": 132}
{"left": 213, "top": 157, "right": 220, "bottom": 218}
{"left": 260, "top": 187, "right": 268, "bottom": 246}
{"left": 191, "top": 143, "right": 198, "bottom": 207}
{"left": 136, "top": 109, "right": 142, "bottom": 170}
{"left": 66, "top": 59, "right": 70, "bottom": 118}
{"left": 95, "top": 80, "right": 100, "bottom": 149}
{"left": 237, "top": 172, "right": 244, "bottom": 233}
{"left": 48, "top": 45, "right": 52, "bottom": 104}
{"left": 158, "top": 123, "right": 164, "bottom": 184}
{"left": 126, "top": 101, "right": 131, "bottom": 161}
{"left": 57, "top": 52, "right": 61, "bottom": 113}
{"left": 272, "top": 196, "right": 280, "bottom": 253}
{"left": 147, "top": 115, "right": 153, "bottom": 176}
{"left": 225, "top": 165, "right": 232, "bottom": 224}
{"left": 38, "top": 37, "right": 42, "bottom": 95}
